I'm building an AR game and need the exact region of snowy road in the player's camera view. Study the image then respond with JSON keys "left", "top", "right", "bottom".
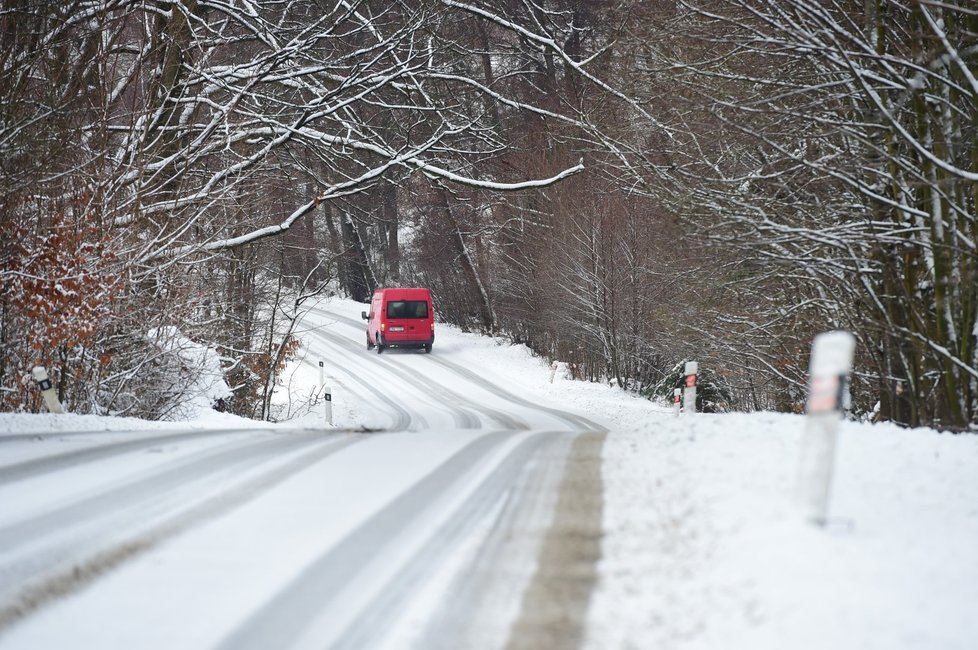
{"left": 0, "top": 300, "right": 607, "bottom": 649}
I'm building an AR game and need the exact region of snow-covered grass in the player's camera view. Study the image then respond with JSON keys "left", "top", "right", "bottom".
{"left": 3, "top": 296, "right": 976, "bottom": 650}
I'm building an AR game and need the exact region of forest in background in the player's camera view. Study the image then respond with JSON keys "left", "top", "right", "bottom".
{"left": 1, "top": 0, "right": 975, "bottom": 429}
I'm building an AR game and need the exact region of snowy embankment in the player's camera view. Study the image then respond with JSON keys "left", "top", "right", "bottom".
{"left": 587, "top": 414, "right": 978, "bottom": 650}
{"left": 2, "top": 296, "right": 976, "bottom": 650}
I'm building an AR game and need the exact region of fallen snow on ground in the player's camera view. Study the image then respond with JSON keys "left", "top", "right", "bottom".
{"left": 3, "top": 296, "right": 977, "bottom": 650}
{"left": 147, "top": 326, "right": 234, "bottom": 422}
{"left": 585, "top": 413, "right": 978, "bottom": 650}
{"left": 0, "top": 409, "right": 269, "bottom": 436}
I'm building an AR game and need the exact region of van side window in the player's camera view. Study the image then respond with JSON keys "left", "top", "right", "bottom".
{"left": 387, "top": 300, "right": 428, "bottom": 319}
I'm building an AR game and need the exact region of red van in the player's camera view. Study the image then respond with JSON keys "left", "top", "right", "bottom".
{"left": 361, "top": 287, "right": 434, "bottom": 354}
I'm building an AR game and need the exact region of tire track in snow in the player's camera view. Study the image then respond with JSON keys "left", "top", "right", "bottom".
{"left": 313, "top": 307, "right": 599, "bottom": 432}
{"left": 307, "top": 324, "right": 520, "bottom": 431}
{"left": 0, "top": 428, "right": 282, "bottom": 487}
{"left": 395, "top": 433, "right": 574, "bottom": 650}
{"left": 367, "top": 352, "right": 527, "bottom": 431}
{"left": 307, "top": 327, "right": 456, "bottom": 429}
{"left": 504, "top": 431, "right": 606, "bottom": 650}
{"left": 0, "top": 434, "right": 315, "bottom": 555}
{"left": 330, "top": 431, "right": 568, "bottom": 650}
{"left": 0, "top": 432, "right": 363, "bottom": 631}
{"left": 0, "top": 426, "right": 296, "bottom": 445}
{"left": 430, "top": 354, "right": 603, "bottom": 433}
{"left": 214, "top": 430, "right": 561, "bottom": 650}
{"left": 301, "top": 329, "right": 423, "bottom": 430}
{"left": 297, "top": 356, "right": 414, "bottom": 431}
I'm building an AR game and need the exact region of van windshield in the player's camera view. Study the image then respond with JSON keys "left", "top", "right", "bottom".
{"left": 386, "top": 300, "right": 428, "bottom": 319}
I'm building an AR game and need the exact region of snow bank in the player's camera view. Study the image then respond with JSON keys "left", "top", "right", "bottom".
{"left": 1, "top": 327, "right": 265, "bottom": 434}
{"left": 0, "top": 412, "right": 175, "bottom": 435}
{"left": 586, "top": 412, "right": 978, "bottom": 650}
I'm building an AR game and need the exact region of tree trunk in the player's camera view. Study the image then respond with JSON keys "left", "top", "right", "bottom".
{"left": 382, "top": 181, "right": 400, "bottom": 281}
{"left": 436, "top": 186, "right": 495, "bottom": 332}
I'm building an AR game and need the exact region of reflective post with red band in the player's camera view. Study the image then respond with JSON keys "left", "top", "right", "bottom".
{"left": 797, "top": 331, "right": 855, "bottom": 526}
{"left": 673, "top": 388, "right": 682, "bottom": 416}
{"left": 683, "top": 361, "right": 698, "bottom": 414}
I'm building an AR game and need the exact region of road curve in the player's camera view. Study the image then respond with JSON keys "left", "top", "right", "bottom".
{"left": 305, "top": 306, "right": 603, "bottom": 434}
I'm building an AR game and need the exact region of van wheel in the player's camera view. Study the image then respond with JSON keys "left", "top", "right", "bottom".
{"left": 423, "top": 344, "right": 432, "bottom": 354}
{"left": 376, "top": 336, "right": 384, "bottom": 354}
{"left": 366, "top": 335, "right": 374, "bottom": 350}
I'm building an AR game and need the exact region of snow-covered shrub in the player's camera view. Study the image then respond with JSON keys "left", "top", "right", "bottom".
{"left": 0, "top": 211, "right": 119, "bottom": 413}
{"left": 146, "top": 327, "right": 233, "bottom": 421}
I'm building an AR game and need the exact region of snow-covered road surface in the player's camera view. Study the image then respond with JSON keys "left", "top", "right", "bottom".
{"left": 0, "top": 299, "right": 607, "bottom": 649}
{"left": 301, "top": 306, "right": 596, "bottom": 433}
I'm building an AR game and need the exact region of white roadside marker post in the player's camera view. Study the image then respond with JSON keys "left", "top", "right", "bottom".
{"left": 324, "top": 387, "right": 333, "bottom": 426}
{"left": 673, "top": 388, "right": 682, "bottom": 416}
{"left": 32, "top": 366, "right": 64, "bottom": 414}
{"left": 798, "top": 331, "right": 856, "bottom": 526}
{"left": 319, "top": 361, "right": 332, "bottom": 426}
{"left": 683, "top": 361, "right": 698, "bottom": 414}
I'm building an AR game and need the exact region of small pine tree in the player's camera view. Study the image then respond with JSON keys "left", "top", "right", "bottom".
{"left": 644, "top": 361, "right": 735, "bottom": 413}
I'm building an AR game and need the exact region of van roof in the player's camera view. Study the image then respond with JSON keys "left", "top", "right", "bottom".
{"left": 374, "top": 287, "right": 431, "bottom": 299}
